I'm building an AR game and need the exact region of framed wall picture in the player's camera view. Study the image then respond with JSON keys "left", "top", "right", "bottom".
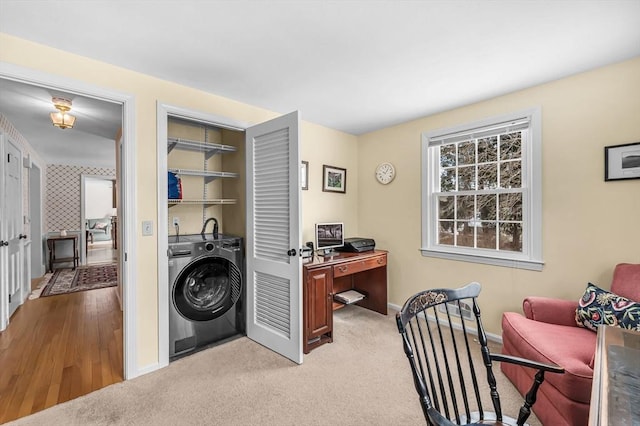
{"left": 322, "top": 165, "right": 347, "bottom": 193}
{"left": 301, "top": 161, "right": 309, "bottom": 190}
{"left": 605, "top": 142, "right": 640, "bottom": 181}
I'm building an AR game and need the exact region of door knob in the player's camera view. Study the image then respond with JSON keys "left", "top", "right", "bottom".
{"left": 287, "top": 249, "right": 297, "bottom": 256}
{"left": 19, "top": 234, "right": 27, "bottom": 239}
{"left": 0, "top": 240, "right": 8, "bottom": 246}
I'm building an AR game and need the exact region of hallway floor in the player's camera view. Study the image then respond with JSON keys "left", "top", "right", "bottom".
{"left": 87, "top": 240, "right": 117, "bottom": 265}
{"left": 0, "top": 283, "right": 123, "bottom": 423}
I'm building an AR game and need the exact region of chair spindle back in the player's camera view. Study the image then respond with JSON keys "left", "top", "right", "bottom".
{"left": 396, "top": 282, "right": 502, "bottom": 425}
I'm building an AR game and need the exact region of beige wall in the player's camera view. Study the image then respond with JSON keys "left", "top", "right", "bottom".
{"left": 0, "top": 34, "right": 358, "bottom": 370}
{"left": 300, "top": 120, "right": 359, "bottom": 244}
{"left": 357, "top": 57, "right": 640, "bottom": 334}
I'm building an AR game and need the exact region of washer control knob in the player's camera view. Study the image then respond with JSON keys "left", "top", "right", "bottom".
{"left": 205, "top": 242, "right": 214, "bottom": 252}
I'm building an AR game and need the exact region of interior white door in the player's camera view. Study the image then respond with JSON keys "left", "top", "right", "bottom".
{"left": 4, "top": 136, "right": 23, "bottom": 318}
{"left": 245, "top": 111, "right": 302, "bottom": 364}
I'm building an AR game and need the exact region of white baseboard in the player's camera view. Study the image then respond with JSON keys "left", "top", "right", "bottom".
{"left": 388, "top": 302, "right": 503, "bottom": 344}
{"left": 134, "top": 361, "right": 168, "bottom": 378}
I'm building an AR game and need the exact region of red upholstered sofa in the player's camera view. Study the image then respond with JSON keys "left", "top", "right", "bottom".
{"left": 501, "top": 263, "right": 640, "bottom": 426}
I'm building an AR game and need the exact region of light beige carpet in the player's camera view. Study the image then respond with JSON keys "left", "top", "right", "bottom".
{"left": 8, "top": 306, "right": 540, "bottom": 426}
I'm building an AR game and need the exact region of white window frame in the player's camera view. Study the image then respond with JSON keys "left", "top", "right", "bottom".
{"left": 421, "top": 107, "right": 543, "bottom": 271}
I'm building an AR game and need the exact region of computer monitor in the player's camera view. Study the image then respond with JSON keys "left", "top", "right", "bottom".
{"left": 315, "top": 222, "right": 344, "bottom": 256}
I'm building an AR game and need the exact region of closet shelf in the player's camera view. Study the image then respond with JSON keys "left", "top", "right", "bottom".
{"left": 168, "top": 168, "right": 239, "bottom": 184}
{"left": 168, "top": 199, "right": 237, "bottom": 207}
{"left": 167, "top": 137, "right": 237, "bottom": 158}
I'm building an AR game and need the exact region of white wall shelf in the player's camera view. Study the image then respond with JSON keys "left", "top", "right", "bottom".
{"left": 168, "top": 168, "right": 238, "bottom": 184}
{"left": 167, "top": 127, "right": 239, "bottom": 217}
{"left": 168, "top": 198, "right": 237, "bottom": 207}
{"left": 167, "top": 137, "right": 236, "bottom": 159}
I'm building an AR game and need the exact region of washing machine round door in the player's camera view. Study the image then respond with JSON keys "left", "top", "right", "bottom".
{"left": 173, "top": 256, "right": 242, "bottom": 322}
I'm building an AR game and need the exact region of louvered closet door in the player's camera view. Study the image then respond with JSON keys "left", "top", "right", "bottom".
{"left": 245, "top": 111, "right": 302, "bottom": 364}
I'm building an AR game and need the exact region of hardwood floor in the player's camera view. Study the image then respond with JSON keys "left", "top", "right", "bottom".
{"left": 87, "top": 240, "right": 117, "bottom": 265}
{"left": 0, "top": 283, "right": 123, "bottom": 423}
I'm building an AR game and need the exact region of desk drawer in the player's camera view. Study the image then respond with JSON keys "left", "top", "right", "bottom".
{"left": 333, "top": 254, "right": 386, "bottom": 278}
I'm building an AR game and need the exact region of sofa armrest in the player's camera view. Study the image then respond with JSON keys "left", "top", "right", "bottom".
{"left": 523, "top": 296, "right": 578, "bottom": 327}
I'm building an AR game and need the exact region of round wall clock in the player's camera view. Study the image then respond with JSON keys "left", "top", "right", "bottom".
{"left": 375, "top": 162, "right": 396, "bottom": 185}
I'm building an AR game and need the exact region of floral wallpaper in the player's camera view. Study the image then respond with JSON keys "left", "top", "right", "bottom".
{"left": 46, "top": 164, "right": 115, "bottom": 232}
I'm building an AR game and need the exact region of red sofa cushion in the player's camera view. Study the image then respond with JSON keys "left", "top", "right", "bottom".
{"left": 502, "top": 312, "right": 596, "bottom": 404}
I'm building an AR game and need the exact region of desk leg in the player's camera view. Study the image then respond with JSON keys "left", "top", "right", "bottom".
{"left": 48, "top": 241, "right": 54, "bottom": 273}
{"left": 73, "top": 238, "right": 78, "bottom": 270}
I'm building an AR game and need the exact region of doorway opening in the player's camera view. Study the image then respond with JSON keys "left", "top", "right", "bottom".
{"left": 0, "top": 62, "right": 137, "bottom": 422}
{"left": 157, "top": 103, "right": 250, "bottom": 367}
{"left": 157, "top": 103, "right": 303, "bottom": 367}
{"left": 81, "top": 175, "right": 118, "bottom": 265}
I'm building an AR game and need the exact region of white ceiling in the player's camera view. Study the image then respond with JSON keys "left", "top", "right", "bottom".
{"left": 1, "top": 0, "right": 639, "bottom": 165}
{"left": 0, "top": 78, "right": 122, "bottom": 168}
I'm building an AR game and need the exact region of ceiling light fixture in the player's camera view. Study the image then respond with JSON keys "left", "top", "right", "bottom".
{"left": 50, "top": 97, "right": 76, "bottom": 130}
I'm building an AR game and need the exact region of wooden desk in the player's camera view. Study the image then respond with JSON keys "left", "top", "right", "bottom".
{"left": 302, "top": 250, "right": 387, "bottom": 354}
{"left": 47, "top": 235, "right": 79, "bottom": 272}
{"left": 589, "top": 326, "right": 640, "bottom": 425}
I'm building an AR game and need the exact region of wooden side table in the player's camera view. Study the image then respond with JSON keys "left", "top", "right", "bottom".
{"left": 47, "top": 235, "right": 79, "bottom": 272}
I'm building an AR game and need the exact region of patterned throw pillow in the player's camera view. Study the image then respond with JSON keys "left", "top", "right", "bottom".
{"left": 575, "top": 283, "right": 640, "bottom": 332}
{"left": 94, "top": 222, "right": 108, "bottom": 230}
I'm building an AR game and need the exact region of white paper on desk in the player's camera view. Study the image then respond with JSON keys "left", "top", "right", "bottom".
{"left": 334, "top": 290, "right": 365, "bottom": 304}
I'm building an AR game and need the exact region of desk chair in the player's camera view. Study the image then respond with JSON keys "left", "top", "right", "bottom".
{"left": 396, "top": 282, "right": 564, "bottom": 426}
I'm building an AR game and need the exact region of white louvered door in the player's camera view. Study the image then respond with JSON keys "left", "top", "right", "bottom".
{"left": 245, "top": 111, "right": 302, "bottom": 364}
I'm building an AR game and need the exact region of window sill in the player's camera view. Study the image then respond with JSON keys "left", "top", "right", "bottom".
{"left": 420, "top": 248, "right": 544, "bottom": 271}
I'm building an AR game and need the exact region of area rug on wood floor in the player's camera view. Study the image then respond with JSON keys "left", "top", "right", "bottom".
{"left": 38, "top": 263, "right": 117, "bottom": 297}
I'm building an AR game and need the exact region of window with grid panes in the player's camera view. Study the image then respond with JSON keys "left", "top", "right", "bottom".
{"left": 421, "top": 108, "right": 543, "bottom": 270}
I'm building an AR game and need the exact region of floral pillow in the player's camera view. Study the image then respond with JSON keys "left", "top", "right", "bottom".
{"left": 575, "top": 283, "right": 640, "bottom": 332}
{"left": 93, "top": 222, "right": 108, "bottom": 230}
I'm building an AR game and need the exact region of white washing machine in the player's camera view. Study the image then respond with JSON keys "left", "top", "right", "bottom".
{"left": 168, "top": 234, "right": 244, "bottom": 360}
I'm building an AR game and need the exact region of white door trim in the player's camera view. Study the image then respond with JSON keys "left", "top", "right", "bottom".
{"left": 0, "top": 131, "right": 8, "bottom": 330}
{"left": 0, "top": 61, "right": 139, "bottom": 379}
{"left": 28, "top": 160, "right": 44, "bottom": 279}
{"left": 156, "top": 101, "right": 249, "bottom": 368}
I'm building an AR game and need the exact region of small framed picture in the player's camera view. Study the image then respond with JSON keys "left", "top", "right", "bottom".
{"left": 322, "top": 165, "right": 347, "bottom": 193}
{"left": 301, "top": 161, "right": 309, "bottom": 190}
{"left": 604, "top": 142, "right": 640, "bottom": 181}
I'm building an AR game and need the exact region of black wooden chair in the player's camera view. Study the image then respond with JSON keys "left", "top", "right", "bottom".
{"left": 396, "top": 282, "right": 564, "bottom": 426}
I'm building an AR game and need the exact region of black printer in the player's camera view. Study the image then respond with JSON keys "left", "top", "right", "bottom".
{"left": 336, "top": 237, "right": 375, "bottom": 253}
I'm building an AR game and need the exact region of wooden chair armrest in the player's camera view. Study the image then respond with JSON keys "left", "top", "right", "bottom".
{"left": 491, "top": 353, "right": 564, "bottom": 375}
